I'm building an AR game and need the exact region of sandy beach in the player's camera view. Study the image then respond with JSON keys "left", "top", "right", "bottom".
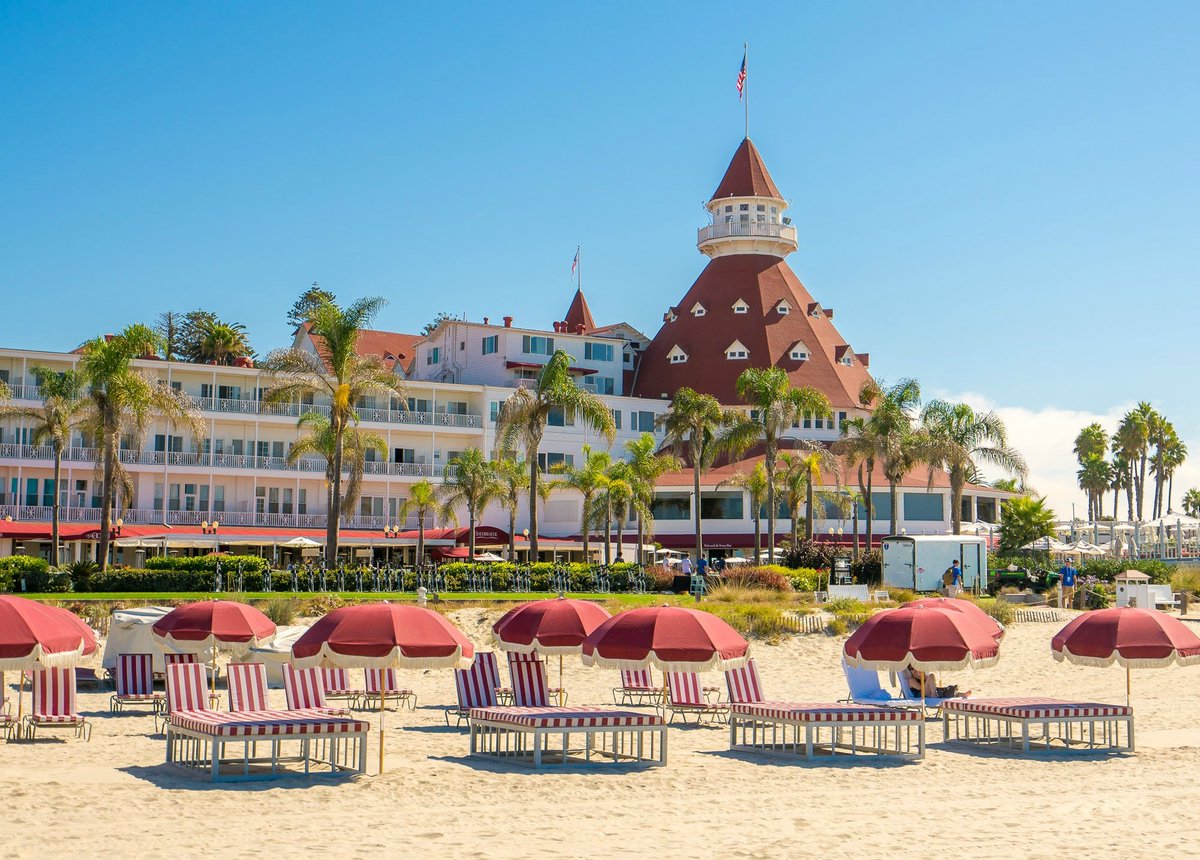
{"left": 4, "top": 611, "right": 1198, "bottom": 860}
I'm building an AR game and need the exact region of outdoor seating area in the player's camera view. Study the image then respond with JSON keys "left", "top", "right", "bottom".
{"left": 729, "top": 701, "right": 926, "bottom": 759}
{"left": 468, "top": 705, "right": 667, "bottom": 768}
{"left": 942, "top": 698, "right": 1134, "bottom": 754}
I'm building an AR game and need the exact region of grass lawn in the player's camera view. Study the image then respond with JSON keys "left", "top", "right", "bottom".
{"left": 22, "top": 591, "right": 687, "bottom": 606}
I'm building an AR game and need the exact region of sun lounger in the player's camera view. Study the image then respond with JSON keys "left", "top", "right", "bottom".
{"left": 24, "top": 667, "right": 91, "bottom": 741}
{"left": 942, "top": 698, "right": 1134, "bottom": 753}
{"left": 724, "top": 660, "right": 765, "bottom": 705}
{"left": 361, "top": 668, "right": 416, "bottom": 711}
{"left": 158, "top": 661, "right": 211, "bottom": 734}
{"left": 506, "top": 652, "right": 567, "bottom": 706}
{"left": 446, "top": 656, "right": 499, "bottom": 726}
{"left": 469, "top": 706, "right": 667, "bottom": 768}
{"left": 663, "top": 672, "right": 729, "bottom": 725}
{"left": 840, "top": 660, "right": 953, "bottom": 714}
{"left": 477, "top": 651, "right": 512, "bottom": 704}
{"left": 613, "top": 668, "right": 661, "bottom": 706}
{"left": 729, "top": 702, "right": 925, "bottom": 759}
{"left": 321, "top": 668, "right": 363, "bottom": 709}
{"left": 110, "top": 653, "right": 165, "bottom": 714}
{"left": 283, "top": 666, "right": 350, "bottom": 715}
{"left": 227, "top": 663, "right": 270, "bottom": 712}
{"left": 164, "top": 651, "right": 220, "bottom": 686}
{"left": 2, "top": 696, "right": 16, "bottom": 740}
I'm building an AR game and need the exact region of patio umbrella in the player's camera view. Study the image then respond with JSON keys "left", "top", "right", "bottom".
{"left": 581, "top": 605, "right": 749, "bottom": 672}
{"left": 0, "top": 596, "right": 99, "bottom": 719}
{"left": 492, "top": 596, "right": 612, "bottom": 692}
{"left": 291, "top": 603, "right": 474, "bottom": 773}
{"left": 1051, "top": 607, "right": 1200, "bottom": 705}
{"left": 908, "top": 597, "right": 1005, "bottom": 641}
{"left": 152, "top": 600, "right": 276, "bottom": 700}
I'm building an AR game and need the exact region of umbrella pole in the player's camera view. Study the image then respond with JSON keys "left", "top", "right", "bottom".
{"left": 17, "top": 671, "right": 23, "bottom": 721}
{"left": 378, "top": 687, "right": 386, "bottom": 774}
{"left": 1126, "top": 665, "right": 1131, "bottom": 708}
{"left": 559, "top": 655, "right": 564, "bottom": 703}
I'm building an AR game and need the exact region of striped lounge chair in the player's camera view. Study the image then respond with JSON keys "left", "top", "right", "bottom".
{"left": 445, "top": 656, "right": 499, "bottom": 726}
{"left": 663, "top": 671, "right": 729, "bottom": 725}
{"left": 613, "top": 668, "right": 661, "bottom": 706}
{"left": 110, "top": 653, "right": 166, "bottom": 714}
{"left": 360, "top": 668, "right": 416, "bottom": 711}
{"left": 24, "top": 667, "right": 92, "bottom": 741}
{"left": 477, "top": 651, "right": 512, "bottom": 704}
{"left": 227, "top": 663, "right": 270, "bottom": 712}
{"left": 164, "top": 651, "right": 221, "bottom": 686}
{"left": 2, "top": 694, "right": 15, "bottom": 740}
{"left": 283, "top": 666, "right": 350, "bottom": 716}
{"left": 506, "top": 652, "right": 567, "bottom": 706}
{"left": 724, "top": 659, "right": 765, "bottom": 705}
{"left": 321, "top": 668, "right": 363, "bottom": 709}
{"left": 158, "top": 661, "right": 211, "bottom": 734}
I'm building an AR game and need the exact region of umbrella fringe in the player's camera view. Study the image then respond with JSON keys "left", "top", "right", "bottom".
{"left": 292, "top": 643, "right": 474, "bottom": 671}
{"left": 153, "top": 632, "right": 274, "bottom": 654}
{"left": 493, "top": 639, "right": 584, "bottom": 657}
{"left": 581, "top": 650, "right": 751, "bottom": 673}
{"left": 842, "top": 650, "right": 1000, "bottom": 673}
{"left": 1052, "top": 647, "right": 1200, "bottom": 670}
{"left": 0, "top": 643, "right": 87, "bottom": 672}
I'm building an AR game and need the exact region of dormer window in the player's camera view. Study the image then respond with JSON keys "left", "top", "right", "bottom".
{"left": 691, "top": 303, "right": 706, "bottom": 317}
{"left": 725, "top": 340, "right": 749, "bottom": 360}
{"left": 776, "top": 300, "right": 791, "bottom": 315}
{"left": 667, "top": 345, "right": 688, "bottom": 365}
{"left": 840, "top": 355, "right": 853, "bottom": 366}
{"left": 789, "top": 341, "right": 810, "bottom": 361}
{"left": 810, "top": 307, "right": 823, "bottom": 318}
{"left": 732, "top": 299, "right": 749, "bottom": 314}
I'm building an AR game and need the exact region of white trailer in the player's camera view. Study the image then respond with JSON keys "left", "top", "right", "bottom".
{"left": 881, "top": 535, "right": 989, "bottom": 592}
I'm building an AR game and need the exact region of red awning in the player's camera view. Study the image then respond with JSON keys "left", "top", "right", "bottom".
{"left": 505, "top": 360, "right": 597, "bottom": 376}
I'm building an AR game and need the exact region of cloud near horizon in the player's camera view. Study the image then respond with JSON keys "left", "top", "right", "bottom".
{"left": 930, "top": 391, "right": 1200, "bottom": 521}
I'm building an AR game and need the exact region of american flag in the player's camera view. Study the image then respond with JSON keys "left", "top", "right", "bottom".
{"left": 737, "top": 51, "right": 746, "bottom": 99}
{"left": 571, "top": 248, "right": 579, "bottom": 277}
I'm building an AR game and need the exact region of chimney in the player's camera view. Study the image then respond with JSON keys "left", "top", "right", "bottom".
{"left": 575, "top": 324, "right": 585, "bottom": 335}
{"left": 482, "top": 316, "right": 489, "bottom": 326}
{"left": 503, "top": 316, "right": 513, "bottom": 328}
{"left": 552, "top": 322, "right": 561, "bottom": 332}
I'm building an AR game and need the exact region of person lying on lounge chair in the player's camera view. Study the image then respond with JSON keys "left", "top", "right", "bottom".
{"left": 901, "top": 667, "right": 970, "bottom": 700}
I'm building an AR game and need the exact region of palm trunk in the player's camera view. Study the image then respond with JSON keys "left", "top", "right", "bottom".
{"left": 754, "top": 511, "right": 762, "bottom": 561}
{"left": 98, "top": 416, "right": 116, "bottom": 571}
{"left": 603, "top": 496, "right": 612, "bottom": 565}
{"left": 1125, "top": 464, "right": 1134, "bottom": 521}
{"left": 889, "top": 480, "right": 899, "bottom": 536}
{"left": 864, "top": 462, "right": 874, "bottom": 552}
{"left": 693, "top": 461, "right": 703, "bottom": 565}
{"left": 468, "top": 510, "right": 476, "bottom": 560}
{"left": 636, "top": 516, "right": 645, "bottom": 567}
{"left": 951, "top": 472, "right": 963, "bottom": 535}
{"left": 1168, "top": 474, "right": 1174, "bottom": 514}
{"left": 417, "top": 516, "right": 425, "bottom": 564}
{"left": 508, "top": 508, "right": 516, "bottom": 561}
{"left": 528, "top": 457, "right": 539, "bottom": 560}
{"left": 327, "top": 429, "right": 344, "bottom": 566}
{"left": 1113, "top": 484, "right": 1119, "bottom": 520}
{"left": 50, "top": 447, "right": 62, "bottom": 567}
{"left": 615, "top": 511, "right": 624, "bottom": 561}
{"left": 805, "top": 478, "right": 815, "bottom": 540}
{"left": 790, "top": 504, "right": 798, "bottom": 546}
{"left": 1136, "top": 455, "right": 1147, "bottom": 519}
{"left": 581, "top": 493, "right": 591, "bottom": 562}
{"left": 765, "top": 445, "right": 776, "bottom": 563}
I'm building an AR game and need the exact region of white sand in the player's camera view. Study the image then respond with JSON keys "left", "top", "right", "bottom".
{"left": 4, "top": 610, "right": 1198, "bottom": 860}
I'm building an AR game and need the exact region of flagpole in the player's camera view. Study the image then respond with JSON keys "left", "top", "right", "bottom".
{"left": 744, "top": 42, "right": 749, "bottom": 139}
{"left": 577, "top": 245, "right": 581, "bottom": 291}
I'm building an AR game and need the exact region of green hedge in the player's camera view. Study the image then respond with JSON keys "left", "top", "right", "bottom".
{"left": 146, "top": 554, "right": 270, "bottom": 575}
{"left": 0, "top": 556, "right": 67, "bottom": 593}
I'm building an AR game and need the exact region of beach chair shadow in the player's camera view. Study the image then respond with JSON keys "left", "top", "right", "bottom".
{"left": 119, "top": 764, "right": 357, "bottom": 791}
{"left": 697, "top": 748, "right": 916, "bottom": 770}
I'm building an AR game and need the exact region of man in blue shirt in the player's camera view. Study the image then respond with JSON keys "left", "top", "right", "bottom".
{"left": 950, "top": 560, "right": 964, "bottom": 595}
{"left": 1059, "top": 560, "right": 1078, "bottom": 608}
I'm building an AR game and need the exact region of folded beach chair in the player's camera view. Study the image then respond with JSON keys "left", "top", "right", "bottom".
{"left": 164, "top": 651, "right": 220, "bottom": 686}
{"left": 506, "top": 652, "right": 569, "bottom": 706}
{"left": 158, "top": 660, "right": 211, "bottom": 733}
{"left": 724, "top": 659, "right": 765, "bottom": 705}
{"left": 24, "top": 667, "right": 91, "bottom": 741}
{"left": 2, "top": 694, "right": 16, "bottom": 740}
{"left": 477, "top": 651, "right": 512, "bottom": 704}
{"left": 839, "top": 659, "right": 947, "bottom": 714}
{"left": 321, "top": 668, "right": 363, "bottom": 709}
{"left": 110, "top": 653, "right": 165, "bottom": 714}
{"left": 445, "top": 656, "right": 499, "bottom": 726}
{"left": 283, "top": 665, "right": 349, "bottom": 715}
{"left": 613, "top": 667, "right": 661, "bottom": 706}
{"left": 227, "top": 662, "right": 270, "bottom": 712}
{"left": 361, "top": 668, "right": 416, "bottom": 711}
{"left": 663, "top": 671, "right": 728, "bottom": 725}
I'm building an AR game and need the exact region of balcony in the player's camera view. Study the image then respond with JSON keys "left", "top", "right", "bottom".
{"left": 0, "top": 443, "right": 445, "bottom": 478}
{"left": 0, "top": 504, "right": 432, "bottom": 532}
{"left": 697, "top": 220, "right": 798, "bottom": 244}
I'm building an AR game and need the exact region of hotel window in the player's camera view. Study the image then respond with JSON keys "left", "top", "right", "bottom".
{"left": 803, "top": 412, "right": 812, "bottom": 429}
{"left": 522, "top": 335, "right": 554, "bottom": 355}
{"left": 537, "top": 452, "right": 574, "bottom": 472}
{"left": 700, "top": 492, "right": 744, "bottom": 520}
{"left": 691, "top": 303, "right": 706, "bottom": 317}
{"left": 427, "top": 347, "right": 441, "bottom": 365}
{"left": 632, "top": 410, "right": 656, "bottom": 432}
{"left": 650, "top": 494, "right": 690, "bottom": 521}
{"left": 407, "top": 397, "right": 431, "bottom": 413}
{"left": 668, "top": 346, "right": 687, "bottom": 364}
{"left": 838, "top": 411, "right": 847, "bottom": 428}
{"left": 777, "top": 301, "right": 791, "bottom": 315}
{"left": 513, "top": 368, "right": 540, "bottom": 381}
{"left": 489, "top": 401, "right": 502, "bottom": 423}
{"left": 610, "top": 408, "right": 622, "bottom": 430}
{"left": 482, "top": 335, "right": 498, "bottom": 355}
{"left": 297, "top": 488, "right": 306, "bottom": 515}
{"left": 790, "top": 346, "right": 809, "bottom": 361}
{"left": 217, "top": 385, "right": 241, "bottom": 401}
{"left": 724, "top": 205, "right": 733, "bottom": 213}
{"left": 840, "top": 355, "right": 853, "bottom": 366}
{"left": 445, "top": 400, "right": 468, "bottom": 415}
{"left": 547, "top": 406, "right": 575, "bottom": 427}
{"left": 725, "top": 341, "right": 749, "bottom": 360}
{"left": 256, "top": 441, "right": 269, "bottom": 459}
{"left": 282, "top": 488, "right": 294, "bottom": 515}
{"left": 268, "top": 487, "right": 280, "bottom": 515}
{"left": 584, "top": 342, "right": 613, "bottom": 362}
{"left": 739, "top": 204, "right": 749, "bottom": 211}
{"left": 732, "top": 299, "right": 749, "bottom": 314}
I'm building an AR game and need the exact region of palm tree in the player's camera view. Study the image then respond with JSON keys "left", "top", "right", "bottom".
{"left": 1182, "top": 488, "right": 1200, "bottom": 518}
{"left": 718, "top": 462, "right": 770, "bottom": 561}
{"left": 920, "top": 400, "right": 1027, "bottom": 535}
{"left": 998, "top": 495, "right": 1056, "bottom": 554}
{"left": 495, "top": 350, "right": 615, "bottom": 559}
{"left": 492, "top": 455, "right": 548, "bottom": 561}
{"left": 604, "top": 462, "right": 636, "bottom": 563}
{"left": 1160, "top": 434, "right": 1187, "bottom": 514}
{"left": 1109, "top": 454, "right": 1131, "bottom": 520}
{"left": 397, "top": 479, "right": 444, "bottom": 563}
{"left": 1112, "top": 413, "right": 1147, "bottom": 520}
{"left": 439, "top": 447, "right": 502, "bottom": 560}
{"left": 551, "top": 444, "right": 612, "bottom": 563}
{"left": 859, "top": 379, "right": 922, "bottom": 536}
{"left": 1126, "top": 403, "right": 1158, "bottom": 519}
{"left": 623, "top": 433, "right": 677, "bottom": 565}
{"left": 1073, "top": 423, "right": 1109, "bottom": 463}
{"left": 192, "top": 318, "right": 254, "bottom": 366}
{"left": 735, "top": 367, "right": 831, "bottom": 557}
{"left": 285, "top": 412, "right": 386, "bottom": 529}
{"left": 992, "top": 477, "right": 1020, "bottom": 493}
{"left": 1077, "top": 454, "right": 1112, "bottom": 521}
{"left": 779, "top": 444, "right": 837, "bottom": 541}
{"left": 657, "top": 387, "right": 756, "bottom": 563}
{"left": 835, "top": 413, "right": 880, "bottom": 554}
{"left": 77, "top": 324, "right": 205, "bottom": 569}
{"left": 262, "top": 296, "right": 404, "bottom": 564}
{"left": 1149, "top": 420, "right": 1185, "bottom": 516}
{"left": 0, "top": 366, "right": 86, "bottom": 566}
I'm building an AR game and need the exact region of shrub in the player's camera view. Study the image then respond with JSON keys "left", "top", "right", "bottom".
{"left": 972, "top": 597, "right": 1015, "bottom": 626}
{"left": 705, "top": 602, "right": 796, "bottom": 641}
{"left": 646, "top": 565, "right": 675, "bottom": 592}
{"left": 1170, "top": 566, "right": 1200, "bottom": 596}
{"left": 826, "top": 616, "right": 848, "bottom": 636}
{"left": 66, "top": 559, "right": 99, "bottom": 591}
{"left": 254, "top": 598, "right": 300, "bottom": 626}
{"left": 787, "top": 567, "right": 821, "bottom": 592}
{"left": 781, "top": 539, "right": 835, "bottom": 570}
{"left": 720, "top": 566, "right": 793, "bottom": 592}
{"left": 885, "top": 587, "right": 918, "bottom": 604}
{"left": 0, "top": 556, "right": 52, "bottom": 592}
{"left": 146, "top": 554, "right": 270, "bottom": 576}
{"left": 851, "top": 549, "right": 882, "bottom": 584}
{"left": 707, "top": 584, "right": 792, "bottom": 604}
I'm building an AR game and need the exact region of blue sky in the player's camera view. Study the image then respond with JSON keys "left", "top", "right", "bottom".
{"left": 2, "top": 1, "right": 1198, "bottom": 510}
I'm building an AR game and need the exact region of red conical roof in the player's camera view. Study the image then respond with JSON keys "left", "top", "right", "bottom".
{"left": 631, "top": 255, "right": 874, "bottom": 408}
{"left": 710, "top": 138, "right": 783, "bottom": 201}
{"left": 564, "top": 288, "right": 597, "bottom": 332}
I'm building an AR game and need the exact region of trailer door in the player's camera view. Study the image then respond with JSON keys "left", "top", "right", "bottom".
{"left": 960, "top": 541, "right": 982, "bottom": 591}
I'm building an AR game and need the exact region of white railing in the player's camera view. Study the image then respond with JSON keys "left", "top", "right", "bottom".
{"left": 698, "top": 221, "right": 798, "bottom": 244}
{"left": 0, "top": 504, "right": 436, "bottom": 533}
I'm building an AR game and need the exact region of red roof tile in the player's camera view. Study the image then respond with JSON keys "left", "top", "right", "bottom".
{"left": 711, "top": 138, "right": 783, "bottom": 200}
{"left": 305, "top": 324, "right": 422, "bottom": 373}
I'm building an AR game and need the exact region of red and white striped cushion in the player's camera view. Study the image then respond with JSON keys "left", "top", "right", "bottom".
{"left": 164, "top": 652, "right": 198, "bottom": 666}
{"left": 724, "top": 660, "right": 764, "bottom": 704}
{"left": 507, "top": 653, "right": 550, "bottom": 708}
{"left": 943, "top": 697, "right": 1132, "bottom": 719}
{"left": 170, "top": 708, "right": 368, "bottom": 737}
{"left": 455, "top": 658, "right": 499, "bottom": 711}
{"left": 227, "top": 663, "right": 270, "bottom": 712}
{"left": 30, "top": 667, "right": 79, "bottom": 720}
{"left": 321, "top": 668, "right": 359, "bottom": 695}
{"left": 731, "top": 701, "right": 922, "bottom": 723}
{"left": 284, "top": 665, "right": 326, "bottom": 709}
{"left": 620, "top": 668, "right": 655, "bottom": 691}
{"left": 116, "top": 653, "right": 157, "bottom": 698}
{"left": 166, "top": 662, "right": 210, "bottom": 713}
{"left": 364, "top": 668, "right": 413, "bottom": 697}
{"left": 470, "top": 706, "right": 664, "bottom": 729}
{"left": 475, "top": 651, "right": 503, "bottom": 692}
{"left": 667, "top": 671, "right": 713, "bottom": 707}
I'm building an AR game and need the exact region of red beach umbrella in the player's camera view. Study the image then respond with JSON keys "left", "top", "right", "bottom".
{"left": 152, "top": 600, "right": 276, "bottom": 651}
{"left": 0, "top": 596, "right": 98, "bottom": 670}
{"left": 843, "top": 604, "right": 1001, "bottom": 673}
{"left": 1051, "top": 607, "right": 1200, "bottom": 705}
{"left": 291, "top": 603, "right": 474, "bottom": 773}
{"left": 908, "top": 597, "right": 1005, "bottom": 641}
{"left": 580, "top": 605, "right": 750, "bottom": 673}
{"left": 493, "top": 596, "right": 613, "bottom": 693}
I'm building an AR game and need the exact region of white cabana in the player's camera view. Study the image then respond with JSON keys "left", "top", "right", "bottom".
{"left": 246, "top": 625, "right": 309, "bottom": 686}
{"left": 101, "top": 606, "right": 214, "bottom": 673}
